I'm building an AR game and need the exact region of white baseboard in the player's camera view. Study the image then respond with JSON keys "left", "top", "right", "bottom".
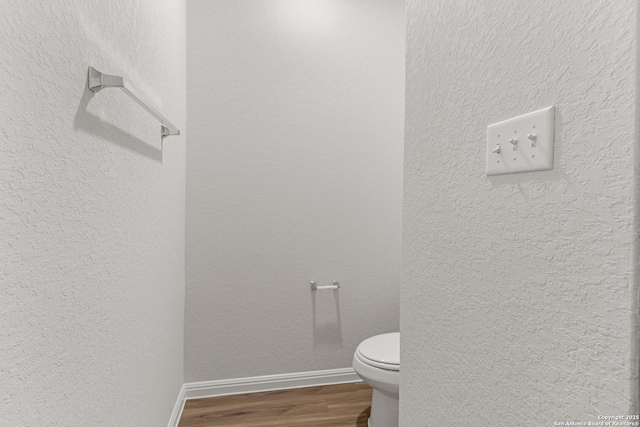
{"left": 166, "top": 383, "right": 186, "bottom": 427}
{"left": 167, "top": 368, "right": 360, "bottom": 427}
{"left": 185, "top": 367, "right": 361, "bottom": 400}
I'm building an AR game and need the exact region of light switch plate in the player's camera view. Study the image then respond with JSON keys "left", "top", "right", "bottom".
{"left": 486, "top": 106, "right": 554, "bottom": 176}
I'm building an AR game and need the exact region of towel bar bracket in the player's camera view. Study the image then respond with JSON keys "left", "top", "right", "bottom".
{"left": 88, "top": 66, "right": 123, "bottom": 93}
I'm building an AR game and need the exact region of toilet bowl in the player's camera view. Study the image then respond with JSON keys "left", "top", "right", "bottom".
{"left": 352, "top": 332, "right": 399, "bottom": 427}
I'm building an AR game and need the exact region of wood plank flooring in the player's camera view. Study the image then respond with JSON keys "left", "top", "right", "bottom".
{"left": 178, "top": 382, "right": 372, "bottom": 427}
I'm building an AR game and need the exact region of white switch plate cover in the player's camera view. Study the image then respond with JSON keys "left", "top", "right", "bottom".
{"left": 486, "top": 106, "right": 554, "bottom": 176}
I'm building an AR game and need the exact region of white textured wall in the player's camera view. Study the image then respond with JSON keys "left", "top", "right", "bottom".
{"left": 0, "top": 1, "right": 186, "bottom": 426}
{"left": 186, "top": 0, "right": 405, "bottom": 382}
{"left": 402, "top": 1, "right": 638, "bottom": 425}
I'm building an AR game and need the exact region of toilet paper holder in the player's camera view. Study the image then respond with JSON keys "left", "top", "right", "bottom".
{"left": 310, "top": 280, "right": 340, "bottom": 291}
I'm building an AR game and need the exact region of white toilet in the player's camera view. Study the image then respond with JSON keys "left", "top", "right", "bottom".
{"left": 352, "top": 332, "right": 399, "bottom": 427}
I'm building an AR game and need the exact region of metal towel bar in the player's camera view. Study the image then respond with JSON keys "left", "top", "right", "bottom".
{"left": 87, "top": 66, "right": 180, "bottom": 138}
{"left": 311, "top": 280, "right": 340, "bottom": 291}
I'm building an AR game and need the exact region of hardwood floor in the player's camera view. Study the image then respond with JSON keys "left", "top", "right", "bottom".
{"left": 178, "top": 382, "right": 372, "bottom": 427}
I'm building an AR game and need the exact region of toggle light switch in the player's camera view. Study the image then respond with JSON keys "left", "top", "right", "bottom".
{"left": 486, "top": 106, "right": 554, "bottom": 176}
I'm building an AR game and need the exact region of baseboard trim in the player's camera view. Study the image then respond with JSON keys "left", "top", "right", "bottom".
{"left": 167, "top": 368, "right": 360, "bottom": 427}
{"left": 185, "top": 367, "right": 360, "bottom": 400}
{"left": 166, "top": 383, "right": 186, "bottom": 427}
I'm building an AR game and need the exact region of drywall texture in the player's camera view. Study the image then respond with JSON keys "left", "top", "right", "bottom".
{"left": 186, "top": 0, "right": 404, "bottom": 382}
{"left": 0, "top": 1, "right": 186, "bottom": 426}
{"left": 402, "top": 1, "right": 638, "bottom": 425}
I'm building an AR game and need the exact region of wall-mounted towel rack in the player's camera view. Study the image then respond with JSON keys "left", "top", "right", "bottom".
{"left": 87, "top": 66, "right": 180, "bottom": 138}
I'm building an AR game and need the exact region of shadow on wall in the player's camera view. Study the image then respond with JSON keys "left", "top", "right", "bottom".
{"left": 311, "top": 288, "right": 343, "bottom": 347}
{"left": 73, "top": 76, "right": 163, "bottom": 163}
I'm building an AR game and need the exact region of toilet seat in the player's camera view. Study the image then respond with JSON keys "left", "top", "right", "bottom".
{"left": 355, "top": 351, "right": 399, "bottom": 371}
{"left": 355, "top": 332, "right": 399, "bottom": 371}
